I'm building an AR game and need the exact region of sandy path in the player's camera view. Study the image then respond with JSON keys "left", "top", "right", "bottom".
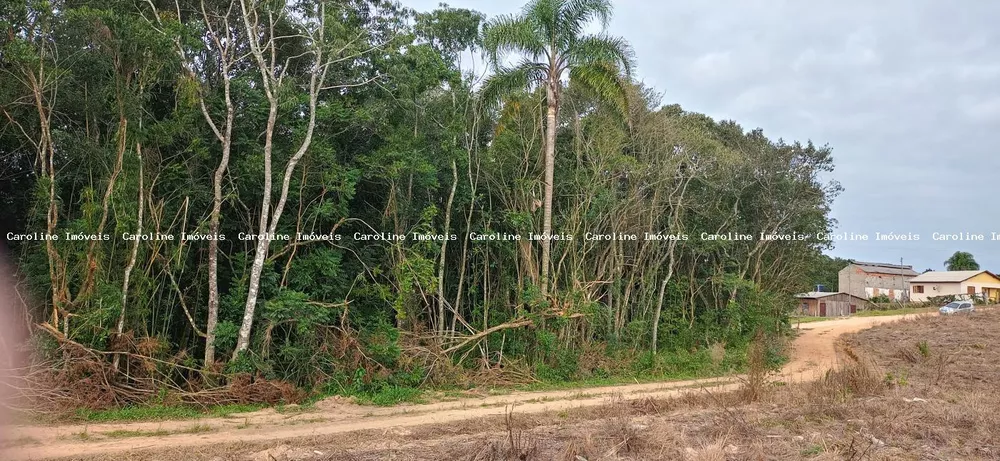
{"left": 2, "top": 312, "right": 933, "bottom": 460}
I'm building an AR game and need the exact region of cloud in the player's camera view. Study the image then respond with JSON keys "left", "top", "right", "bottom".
{"left": 688, "top": 51, "right": 734, "bottom": 83}
{"left": 959, "top": 95, "right": 1000, "bottom": 123}
{"left": 952, "top": 64, "right": 1000, "bottom": 83}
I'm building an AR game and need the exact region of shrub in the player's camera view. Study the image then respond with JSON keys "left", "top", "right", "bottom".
{"left": 869, "top": 294, "right": 891, "bottom": 304}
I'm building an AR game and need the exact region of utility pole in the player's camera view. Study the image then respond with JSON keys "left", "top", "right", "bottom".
{"left": 900, "top": 257, "right": 907, "bottom": 303}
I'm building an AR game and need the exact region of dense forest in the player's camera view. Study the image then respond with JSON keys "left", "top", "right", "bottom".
{"left": 0, "top": 0, "right": 841, "bottom": 408}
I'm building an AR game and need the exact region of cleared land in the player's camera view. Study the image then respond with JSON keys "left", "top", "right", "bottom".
{"left": 6, "top": 308, "right": 1000, "bottom": 460}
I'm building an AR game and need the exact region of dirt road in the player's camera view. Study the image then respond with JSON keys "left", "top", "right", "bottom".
{"left": 2, "top": 312, "right": 932, "bottom": 460}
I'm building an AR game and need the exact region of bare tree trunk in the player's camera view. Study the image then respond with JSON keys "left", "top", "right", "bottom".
{"left": 651, "top": 162, "right": 695, "bottom": 352}
{"left": 234, "top": 101, "right": 277, "bottom": 358}
{"left": 26, "top": 67, "right": 62, "bottom": 327}
{"left": 453, "top": 139, "right": 478, "bottom": 337}
{"left": 114, "top": 142, "right": 143, "bottom": 372}
{"left": 651, "top": 243, "right": 675, "bottom": 354}
{"left": 157, "top": 0, "right": 241, "bottom": 367}
{"left": 540, "top": 81, "right": 558, "bottom": 298}
{"left": 437, "top": 159, "right": 458, "bottom": 336}
{"left": 232, "top": 0, "right": 281, "bottom": 356}
{"left": 6, "top": 49, "right": 66, "bottom": 328}
{"left": 204, "top": 67, "right": 234, "bottom": 368}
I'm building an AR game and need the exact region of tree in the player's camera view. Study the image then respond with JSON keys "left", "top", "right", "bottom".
{"left": 804, "top": 254, "right": 850, "bottom": 292}
{"left": 146, "top": 0, "right": 242, "bottom": 369}
{"left": 481, "top": 0, "right": 634, "bottom": 298}
{"left": 944, "top": 251, "right": 979, "bottom": 271}
{"left": 231, "top": 0, "right": 339, "bottom": 359}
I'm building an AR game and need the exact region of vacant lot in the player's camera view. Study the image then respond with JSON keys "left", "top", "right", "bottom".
{"left": 8, "top": 309, "right": 1000, "bottom": 460}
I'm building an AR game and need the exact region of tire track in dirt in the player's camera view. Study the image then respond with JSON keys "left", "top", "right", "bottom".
{"left": 2, "top": 312, "right": 935, "bottom": 460}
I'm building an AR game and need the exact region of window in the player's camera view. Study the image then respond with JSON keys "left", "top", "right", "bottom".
{"left": 913, "top": 285, "right": 924, "bottom": 293}
{"left": 967, "top": 286, "right": 976, "bottom": 295}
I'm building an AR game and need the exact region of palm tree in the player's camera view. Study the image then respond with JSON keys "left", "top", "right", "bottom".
{"left": 944, "top": 251, "right": 980, "bottom": 271}
{"left": 481, "top": 0, "right": 634, "bottom": 297}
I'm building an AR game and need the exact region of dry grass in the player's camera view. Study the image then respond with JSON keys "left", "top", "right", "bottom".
{"left": 465, "top": 406, "right": 539, "bottom": 461}
{"left": 737, "top": 329, "right": 773, "bottom": 403}
{"left": 64, "top": 308, "right": 1000, "bottom": 461}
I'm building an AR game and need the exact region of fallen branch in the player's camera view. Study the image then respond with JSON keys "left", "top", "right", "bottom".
{"left": 443, "top": 318, "right": 534, "bottom": 355}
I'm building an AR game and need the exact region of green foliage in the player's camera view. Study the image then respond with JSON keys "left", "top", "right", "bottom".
{"left": 944, "top": 251, "right": 980, "bottom": 271}
{"left": 225, "top": 351, "right": 269, "bottom": 376}
{"left": 631, "top": 349, "right": 713, "bottom": 378}
{"left": 804, "top": 254, "right": 850, "bottom": 292}
{"left": 75, "top": 403, "right": 264, "bottom": 423}
{"left": 263, "top": 290, "right": 332, "bottom": 336}
{"left": 916, "top": 340, "right": 930, "bottom": 358}
{"left": 212, "top": 322, "right": 240, "bottom": 360}
{"left": 2, "top": 0, "right": 837, "bottom": 410}
{"left": 927, "top": 295, "right": 958, "bottom": 305}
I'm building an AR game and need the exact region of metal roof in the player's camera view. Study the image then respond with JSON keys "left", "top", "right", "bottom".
{"left": 795, "top": 291, "right": 839, "bottom": 298}
{"left": 909, "top": 270, "right": 998, "bottom": 283}
{"left": 849, "top": 261, "right": 919, "bottom": 277}
{"left": 794, "top": 291, "right": 866, "bottom": 300}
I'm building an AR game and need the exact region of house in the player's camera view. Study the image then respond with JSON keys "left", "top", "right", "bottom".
{"left": 794, "top": 292, "right": 869, "bottom": 317}
{"left": 838, "top": 261, "right": 919, "bottom": 301}
{"left": 908, "top": 270, "right": 1000, "bottom": 303}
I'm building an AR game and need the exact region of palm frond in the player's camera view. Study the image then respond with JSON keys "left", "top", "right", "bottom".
{"left": 482, "top": 14, "right": 545, "bottom": 67}
{"left": 561, "top": 0, "right": 612, "bottom": 38}
{"left": 479, "top": 60, "right": 547, "bottom": 114}
{"left": 522, "top": 0, "right": 562, "bottom": 47}
{"left": 569, "top": 61, "right": 630, "bottom": 120}
{"left": 566, "top": 33, "right": 635, "bottom": 78}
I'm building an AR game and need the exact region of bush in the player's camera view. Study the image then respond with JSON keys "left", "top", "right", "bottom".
{"left": 631, "top": 349, "right": 713, "bottom": 378}
{"left": 869, "top": 294, "right": 891, "bottom": 303}
{"left": 927, "top": 295, "right": 957, "bottom": 305}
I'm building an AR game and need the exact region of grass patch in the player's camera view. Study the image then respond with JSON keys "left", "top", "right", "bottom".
{"left": 103, "top": 424, "right": 213, "bottom": 439}
{"left": 75, "top": 403, "right": 264, "bottom": 423}
{"left": 790, "top": 316, "right": 827, "bottom": 324}
{"left": 351, "top": 386, "right": 424, "bottom": 406}
{"left": 103, "top": 429, "right": 171, "bottom": 438}
{"left": 856, "top": 306, "right": 934, "bottom": 317}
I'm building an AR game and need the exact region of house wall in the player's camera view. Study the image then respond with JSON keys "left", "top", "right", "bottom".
{"left": 910, "top": 281, "right": 961, "bottom": 302}
{"left": 838, "top": 265, "right": 912, "bottom": 300}
{"left": 797, "top": 294, "right": 865, "bottom": 317}
{"left": 797, "top": 299, "right": 818, "bottom": 316}
{"left": 865, "top": 287, "right": 902, "bottom": 299}
{"left": 960, "top": 274, "right": 1000, "bottom": 302}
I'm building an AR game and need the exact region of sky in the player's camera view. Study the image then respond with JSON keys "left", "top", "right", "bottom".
{"left": 408, "top": 0, "right": 1000, "bottom": 271}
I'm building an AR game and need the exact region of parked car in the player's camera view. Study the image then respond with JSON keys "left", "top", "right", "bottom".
{"left": 939, "top": 301, "right": 974, "bottom": 315}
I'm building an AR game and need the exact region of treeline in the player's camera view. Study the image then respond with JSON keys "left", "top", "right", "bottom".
{"left": 0, "top": 0, "right": 840, "bottom": 399}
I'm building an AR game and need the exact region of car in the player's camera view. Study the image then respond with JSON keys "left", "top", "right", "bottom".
{"left": 939, "top": 301, "right": 975, "bottom": 315}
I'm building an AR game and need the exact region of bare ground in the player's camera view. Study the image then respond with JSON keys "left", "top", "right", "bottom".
{"left": 7, "top": 309, "right": 998, "bottom": 460}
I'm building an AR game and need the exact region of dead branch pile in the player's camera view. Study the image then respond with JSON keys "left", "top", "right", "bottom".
{"left": 401, "top": 321, "right": 540, "bottom": 388}
{"left": 2, "top": 324, "right": 304, "bottom": 417}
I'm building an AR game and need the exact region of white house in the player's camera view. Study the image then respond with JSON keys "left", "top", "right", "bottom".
{"left": 908, "top": 270, "right": 1000, "bottom": 303}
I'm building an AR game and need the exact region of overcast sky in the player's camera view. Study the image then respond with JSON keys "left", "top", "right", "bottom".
{"left": 410, "top": 0, "right": 1000, "bottom": 271}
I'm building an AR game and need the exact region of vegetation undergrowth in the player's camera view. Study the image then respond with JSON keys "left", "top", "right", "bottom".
{"left": 856, "top": 306, "right": 934, "bottom": 317}
{"left": 74, "top": 403, "right": 265, "bottom": 423}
